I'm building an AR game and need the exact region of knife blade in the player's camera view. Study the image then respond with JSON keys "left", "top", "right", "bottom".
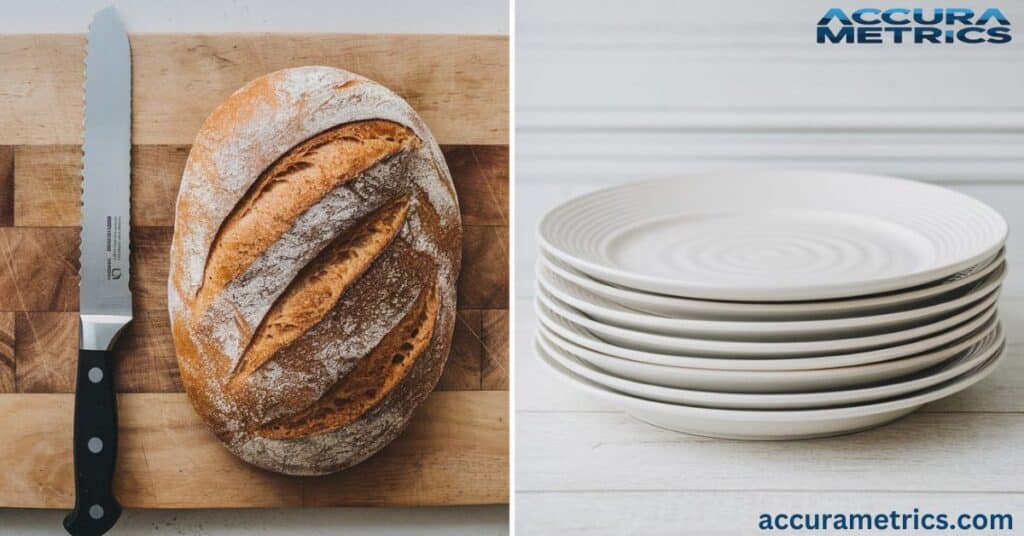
{"left": 64, "top": 6, "right": 132, "bottom": 536}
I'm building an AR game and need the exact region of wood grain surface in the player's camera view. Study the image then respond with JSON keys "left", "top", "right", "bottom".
{"left": 13, "top": 312, "right": 76, "bottom": 393}
{"left": 0, "top": 147, "right": 12, "bottom": 226}
{"left": 0, "top": 391, "right": 508, "bottom": 508}
{"left": 0, "top": 312, "right": 13, "bottom": 392}
{"left": 438, "top": 310, "right": 483, "bottom": 391}
{"left": 482, "top": 310, "right": 510, "bottom": 390}
{"left": 0, "top": 34, "right": 508, "bottom": 146}
{"left": 0, "top": 32, "right": 509, "bottom": 508}
{"left": 0, "top": 227, "right": 78, "bottom": 312}
{"left": 13, "top": 146, "right": 81, "bottom": 227}
{"left": 11, "top": 145, "right": 509, "bottom": 228}
{"left": 460, "top": 225, "right": 510, "bottom": 309}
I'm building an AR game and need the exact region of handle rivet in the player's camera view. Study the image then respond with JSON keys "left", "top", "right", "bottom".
{"left": 89, "top": 504, "right": 104, "bottom": 520}
{"left": 87, "top": 437, "right": 103, "bottom": 453}
{"left": 87, "top": 367, "right": 104, "bottom": 383}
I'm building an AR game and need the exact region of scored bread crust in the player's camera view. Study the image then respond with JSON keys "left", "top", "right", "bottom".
{"left": 168, "top": 66, "right": 461, "bottom": 475}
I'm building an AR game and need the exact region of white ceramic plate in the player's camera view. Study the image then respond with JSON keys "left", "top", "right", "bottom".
{"left": 540, "top": 250, "right": 1005, "bottom": 320}
{"left": 539, "top": 171, "right": 1007, "bottom": 301}
{"left": 537, "top": 285, "right": 1000, "bottom": 357}
{"left": 537, "top": 323, "right": 1003, "bottom": 409}
{"left": 534, "top": 336, "right": 1007, "bottom": 440}
{"left": 535, "top": 298, "right": 998, "bottom": 371}
{"left": 537, "top": 260, "right": 1004, "bottom": 341}
{"left": 538, "top": 315, "right": 1000, "bottom": 393}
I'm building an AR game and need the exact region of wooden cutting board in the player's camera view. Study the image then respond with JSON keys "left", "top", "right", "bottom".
{"left": 0, "top": 33, "right": 508, "bottom": 508}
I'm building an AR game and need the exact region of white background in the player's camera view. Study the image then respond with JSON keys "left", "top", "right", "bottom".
{"left": 0, "top": 1, "right": 509, "bottom": 534}
{"left": 516, "top": 0, "right": 1024, "bottom": 533}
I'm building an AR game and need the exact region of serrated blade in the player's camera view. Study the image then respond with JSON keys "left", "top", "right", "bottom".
{"left": 81, "top": 6, "right": 132, "bottom": 350}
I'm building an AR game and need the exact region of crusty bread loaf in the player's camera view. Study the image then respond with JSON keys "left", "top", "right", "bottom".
{"left": 168, "top": 66, "right": 461, "bottom": 476}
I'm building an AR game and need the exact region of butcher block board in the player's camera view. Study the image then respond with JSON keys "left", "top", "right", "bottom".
{"left": 0, "top": 33, "right": 508, "bottom": 508}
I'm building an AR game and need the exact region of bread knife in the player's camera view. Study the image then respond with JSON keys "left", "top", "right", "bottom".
{"left": 64, "top": 7, "right": 132, "bottom": 535}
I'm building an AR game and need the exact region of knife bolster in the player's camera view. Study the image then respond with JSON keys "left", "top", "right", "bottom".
{"left": 80, "top": 314, "right": 133, "bottom": 351}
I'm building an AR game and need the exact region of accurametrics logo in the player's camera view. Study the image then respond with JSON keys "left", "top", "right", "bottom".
{"left": 817, "top": 8, "right": 1012, "bottom": 44}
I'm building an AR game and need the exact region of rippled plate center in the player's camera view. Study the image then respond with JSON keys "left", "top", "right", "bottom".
{"left": 600, "top": 210, "right": 937, "bottom": 290}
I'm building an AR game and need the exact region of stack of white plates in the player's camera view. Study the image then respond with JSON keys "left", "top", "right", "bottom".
{"left": 534, "top": 170, "right": 1009, "bottom": 439}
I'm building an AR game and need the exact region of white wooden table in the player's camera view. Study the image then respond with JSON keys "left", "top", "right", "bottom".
{"left": 515, "top": 297, "right": 1024, "bottom": 534}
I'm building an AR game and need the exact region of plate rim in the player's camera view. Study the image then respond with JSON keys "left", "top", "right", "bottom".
{"left": 532, "top": 333, "right": 1007, "bottom": 422}
{"left": 537, "top": 317, "right": 1000, "bottom": 383}
{"left": 536, "top": 324, "right": 1003, "bottom": 409}
{"left": 534, "top": 296, "right": 1000, "bottom": 370}
{"left": 537, "top": 284, "right": 1001, "bottom": 357}
{"left": 537, "top": 259, "right": 1005, "bottom": 338}
{"left": 539, "top": 249, "right": 1006, "bottom": 319}
{"left": 539, "top": 170, "right": 1009, "bottom": 301}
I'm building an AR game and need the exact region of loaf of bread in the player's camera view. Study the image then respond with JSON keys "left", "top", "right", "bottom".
{"left": 168, "top": 66, "right": 462, "bottom": 475}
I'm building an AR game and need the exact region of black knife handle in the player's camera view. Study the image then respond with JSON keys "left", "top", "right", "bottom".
{"left": 63, "top": 349, "right": 121, "bottom": 536}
